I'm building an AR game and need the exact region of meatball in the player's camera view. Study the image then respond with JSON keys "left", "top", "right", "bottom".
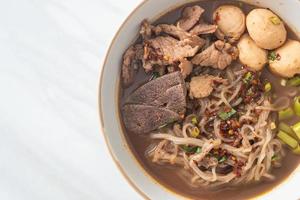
{"left": 246, "top": 9, "right": 287, "bottom": 50}
{"left": 237, "top": 34, "right": 268, "bottom": 71}
{"left": 269, "top": 40, "right": 300, "bottom": 78}
{"left": 213, "top": 5, "right": 246, "bottom": 43}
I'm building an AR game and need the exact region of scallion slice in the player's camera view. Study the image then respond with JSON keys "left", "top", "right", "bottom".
{"left": 287, "top": 76, "right": 300, "bottom": 87}
{"left": 264, "top": 82, "right": 272, "bottom": 92}
{"left": 278, "top": 107, "right": 294, "bottom": 121}
{"left": 190, "top": 127, "right": 200, "bottom": 138}
{"left": 181, "top": 145, "right": 201, "bottom": 154}
{"left": 292, "top": 122, "right": 300, "bottom": 140}
{"left": 279, "top": 122, "right": 298, "bottom": 140}
{"left": 218, "top": 108, "right": 236, "bottom": 120}
{"left": 277, "top": 130, "right": 298, "bottom": 149}
{"left": 294, "top": 97, "right": 300, "bottom": 116}
{"left": 191, "top": 117, "right": 198, "bottom": 125}
{"left": 293, "top": 145, "right": 300, "bottom": 154}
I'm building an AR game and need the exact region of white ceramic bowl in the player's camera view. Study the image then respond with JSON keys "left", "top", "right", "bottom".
{"left": 99, "top": 0, "right": 300, "bottom": 199}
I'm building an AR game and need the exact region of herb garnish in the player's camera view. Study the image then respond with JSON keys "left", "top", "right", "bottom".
{"left": 149, "top": 71, "right": 160, "bottom": 81}
{"left": 181, "top": 145, "right": 202, "bottom": 154}
{"left": 218, "top": 108, "right": 237, "bottom": 120}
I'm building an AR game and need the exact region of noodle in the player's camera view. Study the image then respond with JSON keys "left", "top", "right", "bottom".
{"left": 146, "top": 67, "right": 284, "bottom": 187}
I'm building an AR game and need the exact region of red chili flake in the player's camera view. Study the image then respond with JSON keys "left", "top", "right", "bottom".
{"left": 233, "top": 160, "right": 245, "bottom": 177}
{"left": 224, "top": 106, "right": 232, "bottom": 112}
{"left": 214, "top": 12, "right": 221, "bottom": 23}
{"left": 276, "top": 53, "right": 281, "bottom": 61}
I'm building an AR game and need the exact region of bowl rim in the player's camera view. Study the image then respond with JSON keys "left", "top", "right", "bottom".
{"left": 97, "top": 0, "right": 151, "bottom": 199}
{"left": 97, "top": 0, "right": 300, "bottom": 199}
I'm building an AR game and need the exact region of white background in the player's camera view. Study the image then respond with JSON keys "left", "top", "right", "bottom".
{"left": 0, "top": 0, "right": 142, "bottom": 199}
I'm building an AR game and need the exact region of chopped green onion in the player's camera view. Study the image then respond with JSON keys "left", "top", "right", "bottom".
{"left": 158, "top": 123, "right": 168, "bottom": 129}
{"left": 191, "top": 117, "right": 198, "bottom": 125}
{"left": 280, "top": 79, "right": 287, "bottom": 86}
{"left": 181, "top": 145, "right": 201, "bottom": 154}
{"left": 190, "top": 127, "right": 200, "bottom": 138}
{"left": 218, "top": 156, "right": 227, "bottom": 163}
{"left": 292, "top": 122, "right": 300, "bottom": 140}
{"left": 264, "top": 82, "right": 272, "bottom": 92}
{"left": 271, "top": 155, "right": 279, "bottom": 161}
{"left": 278, "top": 107, "right": 294, "bottom": 121}
{"left": 269, "top": 16, "right": 281, "bottom": 25}
{"left": 277, "top": 130, "right": 298, "bottom": 148}
{"left": 195, "top": 147, "right": 202, "bottom": 154}
{"left": 287, "top": 76, "right": 300, "bottom": 87}
{"left": 268, "top": 51, "right": 277, "bottom": 61}
{"left": 218, "top": 108, "right": 237, "bottom": 120}
{"left": 243, "top": 72, "right": 253, "bottom": 83}
{"left": 270, "top": 122, "right": 276, "bottom": 130}
{"left": 157, "top": 118, "right": 177, "bottom": 129}
{"left": 294, "top": 97, "right": 300, "bottom": 116}
{"left": 149, "top": 72, "right": 160, "bottom": 81}
{"left": 293, "top": 145, "right": 300, "bottom": 154}
{"left": 279, "top": 122, "right": 298, "bottom": 140}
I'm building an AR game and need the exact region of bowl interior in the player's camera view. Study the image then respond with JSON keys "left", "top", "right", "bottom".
{"left": 99, "top": 0, "right": 300, "bottom": 199}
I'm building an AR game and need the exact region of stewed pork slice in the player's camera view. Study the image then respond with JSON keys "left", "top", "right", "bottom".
{"left": 153, "top": 24, "right": 205, "bottom": 49}
{"left": 140, "top": 19, "right": 154, "bottom": 39}
{"left": 189, "top": 75, "right": 225, "bottom": 99}
{"left": 177, "top": 5, "right": 204, "bottom": 31}
{"left": 143, "top": 36, "right": 201, "bottom": 72}
{"left": 191, "top": 40, "right": 239, "bottom": 70}
{"left": 121, "top": 44, "right": 143, "bottom": 87}
{"left": 155, "top": 23, "right": 217, "bottom": 39}
{"left": 179, "top": 59, "right": 193, "bottom": 78}
{"left": 190, "top": 23, "right": 218, "bottom": 35}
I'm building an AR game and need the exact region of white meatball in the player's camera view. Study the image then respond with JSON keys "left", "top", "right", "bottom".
{"left": 213, "top": 5, "right": 246, "bottom": 43}
{"left": 237, "top": 34, "right": 268, "bottom": 71}
{"left": 246, "top": 9, "right": 287, "bottom": 50}
{"left": 269, "top": 40, "right": 300, "bottom": 78}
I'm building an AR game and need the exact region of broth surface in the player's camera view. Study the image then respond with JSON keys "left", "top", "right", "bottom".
{"left": 119, "top": 1, "right": 300, "bottom": 199}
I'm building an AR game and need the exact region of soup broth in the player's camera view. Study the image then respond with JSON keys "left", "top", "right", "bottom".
{"left": 119, "top": 1, "right": 300, "bottom": 199}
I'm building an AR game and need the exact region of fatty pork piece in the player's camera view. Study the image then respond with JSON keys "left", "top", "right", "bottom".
{"left": 191, "top": 40, "right": 239, "bottom": 70}
{"left": 123, "top": 72, "right": 186, "bottom": 134}
{"left": 143, "top": 36, "right": 201, "bottom": 72}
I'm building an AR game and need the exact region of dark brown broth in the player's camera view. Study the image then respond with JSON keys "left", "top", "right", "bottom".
{"left": 119, "top": 1, "right": 300, "bottom": 199}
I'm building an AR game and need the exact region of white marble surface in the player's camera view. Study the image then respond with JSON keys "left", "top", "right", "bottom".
{"left": 0, "top": 0, "right": 143, "bottom": 199}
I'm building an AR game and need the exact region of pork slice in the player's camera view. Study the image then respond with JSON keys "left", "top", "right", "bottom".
{"left": 179, "top": 59, "right": 193, "bottom": 78}
{"left": 154, "top": 24, "right": 190, "bottom": 40}
{"left": 143, "top": 36, "right": 200, "bottom": 71}
{"left": 189, "top": 75, "right": 225, "bottom": 99}
{"left": 122, "top": 104, "right": 181, "bottom": 134}
{"left": 177, "top": 5, "right": 204, "bottom": 31}
{"left": 191, "top": 40, "right": 239, "bottom": 70}
{"left": 126, "top": 71, "right": 186, "bottom": 114}
{"left": 122, "top": 44, "right": 143, "bottom": 87}
{"left": 153, "top": 24, "right": 206, "bottom": 47}
{"left": 190, "top": 23, "right": 218, "bottom": 35}
{"left": 140, "top": 20, "right": 154, "bottom": 39}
